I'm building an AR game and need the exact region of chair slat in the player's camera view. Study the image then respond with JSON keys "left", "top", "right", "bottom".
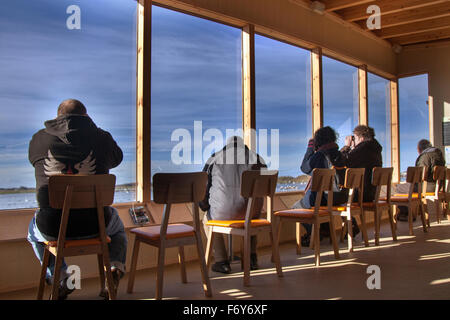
{"left": 153, "top": 172, "right": 207, "bottom": 204}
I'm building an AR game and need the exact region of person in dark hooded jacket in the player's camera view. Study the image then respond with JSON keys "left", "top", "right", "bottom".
{"left": 341, "top": 125, "right": 383, "bottom": 203}
{"left": 292, "top": 126, "right": 350, "bottom": 246}
{"left": 27, "top": 99, "right": 127, "bottom": 299}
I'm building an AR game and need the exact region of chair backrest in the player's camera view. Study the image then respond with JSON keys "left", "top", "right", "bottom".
{"left": 405, "top": 166, "right": 424, "bottom": 199}
{"left": 343, "top": 168, "right": 365, "bottom": 207}
{"left": 310, "top": 168, "right": 336, "bottom": 212}
{"left": 433, "top": 166, "right": 446, "bottom": 194}
{"left": 49, "top": 174, "right": 116, "bottom": 209}
{"left": 153, "top": 172, "right": 207, "bottom": 204}
{"left": 445, "top": 168, "right": 450, "bottom": 194}
{"left": 372, "top": 167, "right": 393, "bottom": 203}
{"left": 152, "top": 172, "right": 208, "bottom": 240}
{"left": 48, "top": 174, "right": 116, "bottom": 248}
{"left": 240, "top": 170, "right": 278, "bottom": 224}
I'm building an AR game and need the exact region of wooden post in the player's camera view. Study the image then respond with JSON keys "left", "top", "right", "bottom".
{"left": 242, "top": 24, "right": 256, "bottom": 151}
{"left": 311, "top": 47, "right": 323, "bottom": 135}
{"left": 428, "top": 95, "right": 434, "bottom": 145}
{"left": 390, "top": 80, "right": 400, "bottom": 183}
{"left": 136, "top": 0, "right": 152, "bottom": 203}
{"left": 358, "top": 65, "right": 368, "bottom": 125}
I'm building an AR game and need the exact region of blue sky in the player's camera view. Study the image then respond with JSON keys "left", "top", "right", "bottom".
{"left": 0, "top": 1, "right": 430, "bottom": 192}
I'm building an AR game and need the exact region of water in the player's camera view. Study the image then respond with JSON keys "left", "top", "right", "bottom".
{"left": 0, "top": 183, "right": 306, "bottom": 210}
{"left": 0, "top": 190, "right": 136, "bottom": 210}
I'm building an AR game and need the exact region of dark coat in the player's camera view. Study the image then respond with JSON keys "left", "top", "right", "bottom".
{"left": 340, "top": 139, "right": 383, "bottom": 202}
{"left": 415, "top": 147, "right": 446, "bottom": 192}
{"left": 300, "top": 143, "right": 348, "bottom": 208}
{"left": 29, "top": 114, "right": 123, "bottom": 238}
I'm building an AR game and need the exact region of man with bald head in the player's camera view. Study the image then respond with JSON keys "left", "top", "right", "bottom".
{"left": 27, "top": 99, "right": 127, "bottom": 299}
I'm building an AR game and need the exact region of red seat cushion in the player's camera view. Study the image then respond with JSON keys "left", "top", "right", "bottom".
{"left": 131, "top": 224, "right": 194, "bottom": 240}
{"left": 45, "top": 236, "right": 111, "bottom": 248}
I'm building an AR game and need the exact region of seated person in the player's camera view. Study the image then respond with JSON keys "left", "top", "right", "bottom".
{"left": 396, "top": 139, "right": 445, "bottom": 221}
{"left": 200, "top": 136, "right": 266, "bottom": 274}
{"left": 27, "top": 99, "right": 127, "bottom": 299}
{"left": 341, "top": 125, "right": 383, "bottom": 203}
{"left": 292, "top": 126, "right": 349, "bottom": 246}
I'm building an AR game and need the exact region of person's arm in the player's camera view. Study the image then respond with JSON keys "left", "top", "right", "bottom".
{"left": 97, "top": 128, "right": 123, "bottom": 169}
{"left": 300, "top": 139, "right": 317, "bottom": 174}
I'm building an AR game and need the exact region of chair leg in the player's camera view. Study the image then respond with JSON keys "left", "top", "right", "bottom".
{"left": 339, "top": 218, "right": 346, "bottom": 243}
{"left": 97, "top": 254, "right": 106, "bottom": 297}
{"left": 271, "top": 221, "right": 283, "bottom": 277}
{"left": 374, "top": 209, "right": 380, "bottom": 246}
{"left": 194, "top": 232, "right": 212, "bottom": 298}
{"left": 359, "top": 212, "right": 370, "bottom": 247}
{"left": 51, "top": 253, "right": 63, "bottom": 300}
{"left": 155, "top": 246, "right": 166, "bottom": 300}
{"left": 329, "top": 217, "right": 340, "bottom": 260}
{"left": 387, "top": 206, "right": 397, "bottom": 241}
{"left": 205, "top": 228, "right": 214, "bottom": 268}
{"left": 295, "top": 222, "right": 302, "bottom": 255}
{"left": 419, "top": 202, "right": 427, "bottom": 233}
{"left": 243, "top": 233, "right": 251, "bottom": 286}
{"left": 127, "top": 238, "right": 140, "bottom": 294}
{"left": 436, "top": 200, "right": 442, "bottom": 224}
{"left": 313, "top": 222, "right": 320, "bottom": 266}
{"left": 178, "top": 246, "right": 187, "bottom": 284}
{"left": 37, "top": 247, "right": 50, "bottom": 300}
{"left": 346, "top": 216, "right": 354, "bottom": 252}
{"left": 102, "top": 249, "right": 116, "bottom": 300}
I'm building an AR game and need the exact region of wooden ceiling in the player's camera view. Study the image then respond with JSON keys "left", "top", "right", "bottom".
{"left": 298, "top": 0, "right": 450, "bottom": 47}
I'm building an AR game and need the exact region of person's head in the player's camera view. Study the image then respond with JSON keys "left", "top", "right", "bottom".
{"left": 353, "top": 125, "right": 375, "bottom": 146}
{"left": 417, "top": 139, "right": 432, "bottom": 154}
{"left": 314, "top": 126, "right": 338, "bottom": 149}
{"left": 57, "top": 99, "right": 87, "bottom": 117}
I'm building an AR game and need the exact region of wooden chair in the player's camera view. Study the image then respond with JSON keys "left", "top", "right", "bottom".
{"left": 335, "top": 168, "right": 369, "bottom": 252}
{"left": 274, "top": 168, "right": 340, "bottom": 266}
{"left": 204, "top": 170, "right": 283, "bottom": 287}
{"left": 444, "top": 168, "right": 450, "bottom": 220}
{"left": 389, "top": 166, "right": 427, "bottom": 236}
{"left": 37, "top": 174, "right": 116, "bottom": 300}
{"left": 126, "top": 172, "right": 212, "bottom": 300}
{"left": 422, "top": 166, "right": 446, "bottom": 225}
{"left": 362, "top": 167, "right": 397, "bottom": 246}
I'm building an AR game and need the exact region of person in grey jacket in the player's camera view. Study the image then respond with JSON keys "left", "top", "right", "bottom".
{"left": 200, "top": 136, "right": 266, "bottom": 274}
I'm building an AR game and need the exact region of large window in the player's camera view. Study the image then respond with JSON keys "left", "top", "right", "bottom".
{"left": 368, "top": 73, "right": 391, "bottom": 167}
{"left": 323, "top": 56, "right": 359, "bottom": 146}
{"left": 255, "top": 35, "right": 311, "bottom": 191}
{"left": 0, "top": 0, "right": 137, "bottom": 209}
{"left": 151, "top": 6, "right": 242, "bottom": 177}
{"left": 399, "top": 74, "right": 430, "bottom": 175}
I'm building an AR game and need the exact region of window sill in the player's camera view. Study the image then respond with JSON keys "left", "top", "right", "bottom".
{"left": 0, "top": 191, "right": 304, "bottom": 243}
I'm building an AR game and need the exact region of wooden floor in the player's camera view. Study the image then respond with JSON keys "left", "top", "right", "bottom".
{"left": 2, "top": 218, "right": 450, "bottom": 300}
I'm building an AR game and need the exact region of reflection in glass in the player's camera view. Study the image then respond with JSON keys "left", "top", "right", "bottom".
{"left": 255, "top": 35, "right": 311, "bottom": 192}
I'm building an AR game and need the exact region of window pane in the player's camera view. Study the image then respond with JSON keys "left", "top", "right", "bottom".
{"left": 255, "top": 35, "right": 311, "bottom": 192}
{"left": 0, "top": 0, "right": 137, "bottom": 209}
{"left": 323, "top": 56, "right": 359, "bottom": 145}
{"left": 368, "top": 73, "right": 391, "bottom": 167}
{"left": 399, "top": 74, "right": 429, "bottom": 175}
{"left": 151, "top": 6, "right": 242, "bottom": 178}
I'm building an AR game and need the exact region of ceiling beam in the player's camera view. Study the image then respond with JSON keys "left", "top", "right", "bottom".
{"left": 373, "top": 16, "right": 450, "bottom": 39}
{"left": 323, "top": 0, "right": 373, "bottom": 12}
{"left": 389, "top": 26, "right": 450, "bottom": 45}
{"left": 356, "top": 2, "right": 450, "bottom": 29}
{"left": 337, "top": 0, "right": 448, "bottom": 22}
